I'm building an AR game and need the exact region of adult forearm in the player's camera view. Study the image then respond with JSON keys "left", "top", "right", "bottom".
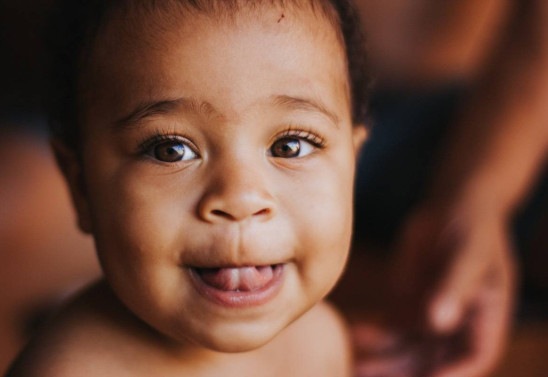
{"left": 428, "top": 0, "right": 548, "bottom": 218}
{"left": 358, "top": 0, "right": 510, "bottom": 86}
{"left": 458, "top": 94, "right": 547, "bottom": 218}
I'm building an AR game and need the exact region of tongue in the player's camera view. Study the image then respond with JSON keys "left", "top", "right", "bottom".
{"left": 197, "top": 266, "right": 274, "bottom": 291}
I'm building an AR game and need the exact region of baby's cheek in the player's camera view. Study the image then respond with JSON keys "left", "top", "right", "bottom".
{"left": 292, "top": 188, "right": 352, "bottom": 294}
{"left": 88, "top": 172, "right": 184, "bottom": 278}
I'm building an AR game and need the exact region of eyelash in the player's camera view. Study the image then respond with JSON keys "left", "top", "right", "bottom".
{"left": 135, "top": 126, "right": 326, "bottom": 158}
{"left": 275, "top": 127, "right": 326, "bottom": 149}
{"left": 136, "top": 131, "right": 198, "bottom": 156}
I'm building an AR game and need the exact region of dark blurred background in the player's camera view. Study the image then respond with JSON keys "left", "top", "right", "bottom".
{"left": 0, "top": 0, "right": 52, "bottom": 122}
{"left": 0, "top": 0, "right": 101, "bottom": 371}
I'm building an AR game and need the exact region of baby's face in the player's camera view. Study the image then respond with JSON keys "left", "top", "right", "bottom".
{"left": 73, "top": 5, "right": 364, "bottom": 352}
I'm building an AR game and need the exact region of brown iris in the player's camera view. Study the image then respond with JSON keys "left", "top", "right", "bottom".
{"left": 154, "top": 140, "right": 186, "bottom": 162}
{"left": 271, "top": 138, "right": 300, "bottom": 158}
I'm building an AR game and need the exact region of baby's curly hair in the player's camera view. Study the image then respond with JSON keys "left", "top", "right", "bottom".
{"left": 46, "top": 0, "right": 369, "bottom": 149}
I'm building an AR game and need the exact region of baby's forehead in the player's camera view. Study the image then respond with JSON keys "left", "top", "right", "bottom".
{"left": 100, "top": 0, "right": 343, "bottom": 44}
{"left": 80, "top": 2, "right": 349, "bottom": 129}
{"left": 85, "top": 0, "right": 346, "bottom": 84}
{"left": 48, "top": 0, "right": 368, "bottom": 148}
{"left": 111, "top": 0, "right": 340, "bottom": 23}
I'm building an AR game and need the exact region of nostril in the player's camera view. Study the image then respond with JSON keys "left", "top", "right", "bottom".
{"left": 211, "top": 209, "right": 233, "bottom": 219}
{"left": 254, "top": 208, "right": 270, "bottom": 216}
{"left": 208, "top": 207, "right": 271, "bottom": 221}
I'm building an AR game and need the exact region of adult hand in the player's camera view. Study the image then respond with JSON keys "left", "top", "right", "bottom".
{"left": 388, "top": 198, "right": 516, "bottom": 377}
{"left": 349, "top": 198, "right": 516, "bottom": 377}
{"left": 351, "top": 1, "right": 547, "bottom": 375}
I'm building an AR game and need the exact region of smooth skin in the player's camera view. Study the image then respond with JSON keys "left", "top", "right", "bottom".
{"left": 8, "top": 4, "right": 365, "bottom": 377}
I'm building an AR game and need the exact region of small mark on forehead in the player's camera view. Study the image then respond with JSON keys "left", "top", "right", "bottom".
{"left": 277, "top": 13, "right": 285, "bottom": 23}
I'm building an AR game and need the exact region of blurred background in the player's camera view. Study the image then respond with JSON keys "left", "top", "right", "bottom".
{"left": 0, "top": 0, "right": 101, "bottom": 371}
{"left": 0, "top": 0, "right": 546, "bottom": 376}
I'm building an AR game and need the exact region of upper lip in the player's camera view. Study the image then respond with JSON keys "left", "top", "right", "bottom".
{"left": 180, "top": 224, "right": 292, "bottom": 268}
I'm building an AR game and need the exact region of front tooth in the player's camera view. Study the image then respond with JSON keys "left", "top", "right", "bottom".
{"left": 227, "top": 268, "right": 239, "bottom": 290}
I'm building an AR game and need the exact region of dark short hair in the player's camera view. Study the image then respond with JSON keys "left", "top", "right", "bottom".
{"left": 47, "top": 0, "right": 369, "bottom": 149}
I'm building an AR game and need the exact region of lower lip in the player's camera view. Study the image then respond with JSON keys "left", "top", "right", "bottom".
{"left": 188, "top": 264, "right": 285, "bottom": 308}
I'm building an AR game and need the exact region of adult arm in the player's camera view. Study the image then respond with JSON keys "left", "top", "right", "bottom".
{"left": 393, "top": 1, "right": 548, "bottom": 376}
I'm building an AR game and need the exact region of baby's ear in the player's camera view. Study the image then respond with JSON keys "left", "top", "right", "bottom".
{"left": 50, "top": 139, "right": 93, "bottom": 234}
{"left": 352, "top": 124, "right": 368, "bottom": 155}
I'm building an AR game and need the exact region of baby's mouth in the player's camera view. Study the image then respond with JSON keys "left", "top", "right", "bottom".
{"left": 193, "top": 265, "right": 282, "bottom": 292}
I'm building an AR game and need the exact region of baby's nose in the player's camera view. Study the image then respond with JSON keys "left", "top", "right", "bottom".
{"left": 197, "top": 163, "right": 276, "bottom": 223}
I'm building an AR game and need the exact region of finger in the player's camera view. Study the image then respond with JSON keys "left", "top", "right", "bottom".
{"left": 431, "top": 301, "right": 506, "bottom": 377}
{"left": 432, "top": 243, "right": 515, "bottom": 377}
{"left": 428, "top": 221, "right": 502, "bottom": 333}
{"left": 355, "top": 348, "right": 420, "bottom": 377}
{"left": 351, "top": 323, "right": 402, "bottom": 355}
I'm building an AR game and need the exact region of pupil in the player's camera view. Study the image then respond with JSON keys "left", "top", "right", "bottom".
{"left": 273, "top": 138, "right": 300, "bottom": 157}
{"left": 155, "top": 142, "right": 184, "bottom": 162}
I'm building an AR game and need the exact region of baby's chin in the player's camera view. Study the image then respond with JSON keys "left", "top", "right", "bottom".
{"left": 199, "top": 333, "right": 275, "bottom": 354}
{"left": 180, "top": 318, "right": 290, "bottom": 354}
{"left": 165, "top": 306, "right": 314, "bottom": 355}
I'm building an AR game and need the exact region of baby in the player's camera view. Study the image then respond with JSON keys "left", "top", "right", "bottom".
{"left": 8, "top": 0, "right": 369, "bottom": 375}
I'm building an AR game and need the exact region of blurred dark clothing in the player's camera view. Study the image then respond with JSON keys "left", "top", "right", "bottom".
{"left": 353, "top": 85, "right": 548, "bottom": 319}
{"left": 354, "top": 85, "right": 463, "bottom": 248}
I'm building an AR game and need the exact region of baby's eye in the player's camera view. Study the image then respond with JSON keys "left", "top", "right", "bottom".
{"left": 144, "top": 138, "right": 198, "bottom": 163}
{"left": 270, "top": 137, "right": 315, "bottom": 158}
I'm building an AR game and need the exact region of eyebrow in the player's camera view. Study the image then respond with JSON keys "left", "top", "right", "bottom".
{"left": 113, "top": 94, "right": 340, "bottom": 130}
{"left": 114, "top": 98, "right": 217, "bottom": 130}
{"left": 271, "top": 94, "right": 340, "bottom": 127}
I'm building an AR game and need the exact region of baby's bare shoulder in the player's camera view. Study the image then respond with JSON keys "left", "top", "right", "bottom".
{"left": 6, "top": 282, "right": 157, "bottom": 377}
{"left": 267, "top": 300, "right": 352, "bottom": 377}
